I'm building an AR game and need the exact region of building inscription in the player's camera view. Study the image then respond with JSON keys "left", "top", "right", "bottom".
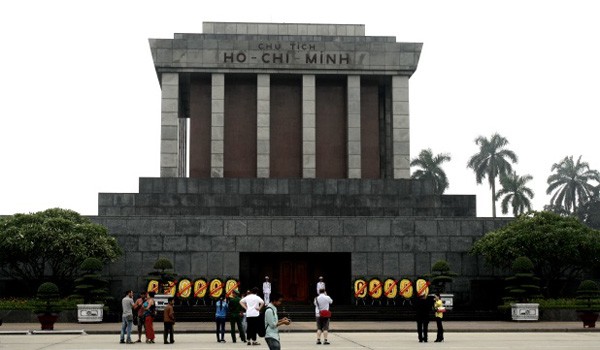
{"left": 222, "top": 41, "right": 354, "bottom": 65}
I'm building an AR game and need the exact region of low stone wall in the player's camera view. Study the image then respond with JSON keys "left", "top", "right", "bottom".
{"left": 0, "top": 310, "right": 78, "bottom": 323}
{"left": 539, "top": 309, "right": 579, "bottom": 321}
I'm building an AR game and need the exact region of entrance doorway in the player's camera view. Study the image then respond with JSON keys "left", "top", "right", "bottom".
{"left": 239, "top": 252, "right": 351, "bottom": 304}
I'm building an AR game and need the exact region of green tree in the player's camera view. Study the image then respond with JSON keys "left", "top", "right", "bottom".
{"left": 0, "top": 208, "right": 122, "bottom": 293}
{"left": 410, "top": 148, "right": 452, "bottom": 195}
{"left": 577, "top": 189, "right": 600, "bottom": 230}
{"left": 546, "top": 155, "right": 600, "bottom": 214}
{"left": 471, "top": 211, "right": 600, "bottom": 297}
{"left": 467, "top": 133, "right": 518, "bottom": 217}
{"left": 496, "top": 171, "right": 535, "bottom": 217}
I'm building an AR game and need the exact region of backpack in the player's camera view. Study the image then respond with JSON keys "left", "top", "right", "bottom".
{"left": 258, "top": 306, "right": 274, "bottom": 338}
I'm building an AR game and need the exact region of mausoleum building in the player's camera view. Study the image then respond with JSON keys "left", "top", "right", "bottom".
{"left": 93, "top": 22, "right": 508, "bottom": 305}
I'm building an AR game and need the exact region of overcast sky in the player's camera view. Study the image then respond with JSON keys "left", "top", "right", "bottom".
{"left": 1, "top": 0, "right": 598, "bottom": 217}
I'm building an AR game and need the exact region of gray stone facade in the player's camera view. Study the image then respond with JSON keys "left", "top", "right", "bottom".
{"left": 95, "top": 178, "right": 510, "bottom": 304}
{"left": 150, "top": 22, "right": 422, "bottom": 179}
{"left": 98, "top": 178, "right": 476, "bottom": 217}
{"left": 150, "top": 24, "right": 421, "bottom": 74}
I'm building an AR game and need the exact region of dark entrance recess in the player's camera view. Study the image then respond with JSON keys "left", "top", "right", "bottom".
{"left": 239, "top": 252, "right": 351, "bottom": 304}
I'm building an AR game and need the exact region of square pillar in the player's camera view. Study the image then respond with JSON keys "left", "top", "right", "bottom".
{"left": 211, "top": 74, "right": 225, "bottom": 178}
{"left": 347, "top": 75, "right": 361, "bottom": 178}
{"left": 178, "top": 118, "right": 187, "bottom": 177}
{"left": 160, "top": 73, "right": 181, "bottom": 177}
{"left": 392, "top": 76, "right": 410, "bottom": 179}
{"left": 257, "top": 74, "right": 270, "bottom": 178}
{"left": 302, "top": 75, "right": 316, "bottom": 178}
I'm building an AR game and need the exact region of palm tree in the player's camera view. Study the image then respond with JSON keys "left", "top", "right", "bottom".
{"left": 410, "top": 149, "right": 451, "bottom": 195}
{"left": 546, "top": 155, "right": 600, "bottom": 214}
{"left": 496, "top": 171, "right": 534, "bottom": 217}
{"left": 466, "top": 133, "right": 518, "bottom": 217}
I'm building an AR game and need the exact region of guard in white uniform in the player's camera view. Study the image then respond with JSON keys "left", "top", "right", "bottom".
{"left": 262, "top": 276, "right": 271, "bottom": 305}
{"left": 316, "top": 276, "right": 326, "bottom": 294}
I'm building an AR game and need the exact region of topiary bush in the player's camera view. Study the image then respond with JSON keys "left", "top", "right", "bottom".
{"left": 576, "top": 280, "right": 600, "bottom": 311}
{"left": 429, "top": 260, "right": 457, "bottom": 293}
{"left": 80, "top": 257, "right": 104, "bottom": 272}
{"left": 148, "top": 257, "right": 177, "bottom": 294}
{"left": 504, "top": 256, "right": 542, "bottom": 303}
{"left": 36, "top": 282, "right": 61, "bottom": 314}
{"left": 154, "top": 257, "right": 174, "bottom": 271}
{"left": 38, "top": 282, "right": 59, "bottom": 298}
{"left": 72, "top": 257, "right": 111, "bottom": 304}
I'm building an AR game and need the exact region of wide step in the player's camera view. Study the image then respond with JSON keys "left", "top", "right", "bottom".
{"left": 163, "top": 303, "right": 501, "bottom": 322}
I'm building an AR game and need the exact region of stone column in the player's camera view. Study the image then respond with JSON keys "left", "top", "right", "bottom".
{"left": 347, "top": 75, "right": 361, "bottom": 178}
{"left": 178, "top": 118, "right": 187, "bottom": 177}
{"left": 257, "top": 74, "right": 270, "bottom": 178}
{"left": 211, "top": 73, "right": 225, "bottom": 178}
{"left": 160, "top": 73, "right": 180, "bottom": 177}
{"left": 392, "top": 76, "right": 410, "bottom": 179}
{"left": 302, "top": 75, "right": 316, "bottom": 178}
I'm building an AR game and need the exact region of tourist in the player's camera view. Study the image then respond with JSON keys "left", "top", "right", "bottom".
{"left": 143, "top": 292, "right": 156, "bottom": 343}
{"left": 263, "top": 276, "right": 272, "bottom": 304}
{"left": 434, "top": 293, "right": 445, "bottom": 342}
{"left": 314, "top": 288, "right": 333, "bottom": 345}
{"left": 264, "top": 292, "right": 291, "bottom": 350}
{"left": 119, "top": 290, "right": 134, "bottom": 344}
{"left": 215, "top": 295, "right": 228, "bottom": 342}
{"left": 240, "top": 287, "right": 264, "bottom": 345}
{"left": 133, "top": 291, "right": 147, "bottom": 342}
{"left": 163, "top": 297, "right": 175, "bottom": 344}
{"left": 228, "top": 290, "right": 246, "bottom": 343}
{"left": 415, "top": 293, "right": 433, "bottom": 343}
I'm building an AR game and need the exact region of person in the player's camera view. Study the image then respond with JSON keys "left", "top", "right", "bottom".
{"left": 143, "top": 291, "right": 156, "bottom": 343}
{"left": 433, "top": 293, "right": 445, "bottom": 342}
{"left": 163, "top": 297, "right": 175, "bottom": 344}
{"left": 263, "top": 276, "right": 272, "bottom": 304}
{"left": 316, "top": 276, "right": 326, "bottom": 294}
{"left": 264, "top": 292, "right": 291, "bottom": 350}
{"left": 133, "top": 291, "right": 147, "bottom": 343}
{"left": 228, "top": 290, "right": 246, "bottom": 343}
{"left": 120, "top": 290, "right": 135, "bottom": 344}
{"left": 415, "top": 293, "right": 434, "bottom": 343}
{"left": 215, "top": 295, "right": 228, "bottom": 343}
{"left": 240, "top": 287, "right": 264, "bottom": 346}
{"left": 314, "top": 288, "right": 333, "bottom": 345}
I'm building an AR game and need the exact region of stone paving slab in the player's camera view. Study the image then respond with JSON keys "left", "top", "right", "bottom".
{"left": 0, "top": 332, "right": 599, "bottom": 350}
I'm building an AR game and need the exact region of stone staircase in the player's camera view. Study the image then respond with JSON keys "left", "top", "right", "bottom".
{"left": 161, "top": 303, "right": 501, "bottom": 322}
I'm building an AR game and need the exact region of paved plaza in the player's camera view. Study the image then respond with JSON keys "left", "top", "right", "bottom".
{"left": 1, "top": 322, "right": 599, "bottom": 350}
{"left": 1, "top": 332, "right": 599, "bottom": 350}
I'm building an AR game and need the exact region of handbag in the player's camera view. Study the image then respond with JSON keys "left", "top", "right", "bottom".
{"left": 319, "top": 310, "right": 332, "bottom": 318}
